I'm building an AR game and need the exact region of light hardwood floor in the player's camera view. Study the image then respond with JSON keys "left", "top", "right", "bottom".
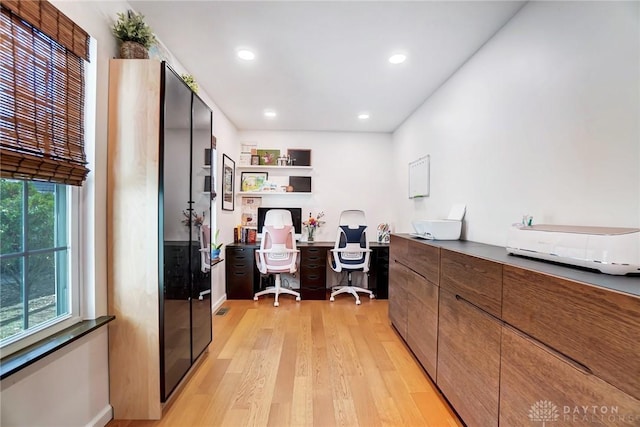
{"left": 107, "top": 298, "right": 462, "bottom": 427}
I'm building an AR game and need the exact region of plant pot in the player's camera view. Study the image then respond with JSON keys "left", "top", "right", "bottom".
{"left": 211, "top": 248, "right": 221, "bottom": 260}
{"left": 119, "top": 41, "right": 149, "bottom": 59}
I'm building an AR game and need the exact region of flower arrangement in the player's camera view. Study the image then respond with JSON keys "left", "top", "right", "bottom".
{"left": 303, "top": 211, "right": 325, "bottom": 242}
{"left": 182, "top": 210, "right": 204, "bottom": 228}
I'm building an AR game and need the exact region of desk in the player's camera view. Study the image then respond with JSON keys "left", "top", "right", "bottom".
{"left": 225, "top": 242, "right": 389, "bottom": 300}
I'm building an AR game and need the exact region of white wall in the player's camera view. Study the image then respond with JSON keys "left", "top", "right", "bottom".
{"left": 392, "top": 1, "right": 640, "bottom": 247}
{"left": 209, "top": 112, "right": 239, "bottom": 309}
{"left": 0, "top": 329, "right": 110, "bottom": 427}
{"left": 237, "top": 130, "right": 395, "bottom": 240}
{"left": 0, "top": 2, "right": 126, "bottom": 426}
{"left": 0, "top": 1, "right": 240, "bottom": 425}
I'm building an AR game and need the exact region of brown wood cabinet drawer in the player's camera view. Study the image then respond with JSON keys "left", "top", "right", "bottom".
{"left": 407, "top": 239, "right": 440, "bottom": 284}
{"left": 406, "top": 268, "right": 438, "bottom": 379}
{"left": 440, "top": 249, "right": 502, "bottom": 317}
{"left": 500, "top": 326, "right": 640, "bottom": 427}
{"left": 503, "top": 265, "right": 640, "bottom": 400}
{"left": 437, "top": 289, "right": 501, "bottom": 427}
{"left": 390, "top": 235, "right": 409, "bottom": 264}
{"left": 388, "top": 260, "right": 408, "bottom": 339}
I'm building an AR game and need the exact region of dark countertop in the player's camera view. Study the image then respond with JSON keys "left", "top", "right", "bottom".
{"left": 394, "top": 234, "right": 640, "bottom": 297}
{"left": 228, "top": 241, "right": 390, "bottom": 248}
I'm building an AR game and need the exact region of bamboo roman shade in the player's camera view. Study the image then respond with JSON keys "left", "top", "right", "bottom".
{"left": 0, "top": 0, "right": 90, "bottom": 186}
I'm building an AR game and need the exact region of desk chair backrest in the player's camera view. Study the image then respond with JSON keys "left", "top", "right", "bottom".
{"left": 200, "top": 224, "right": 211, "bottom": 273}
{"left": 333, "top": 210, "right": 370, "bottom": 271}
{"left": 256, "top": 209, "right": 298, "bottom": 274}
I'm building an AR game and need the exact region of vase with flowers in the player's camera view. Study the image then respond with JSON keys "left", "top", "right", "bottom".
{"left": 303, "top": 211, "right": 325, "bottom": 242}
{"left": 182, "top": 210, "right": 204, "bottom": 230}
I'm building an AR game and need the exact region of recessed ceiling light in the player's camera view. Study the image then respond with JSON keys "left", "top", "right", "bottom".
{"left": 264, "top": 110, "right": 277, "bottom": 118}
{"left": 237, "top": 49, "right": 255, "bottom": 61}
{"left": 358, "top": 113, "right": 370, "bottom": 120}
{"left": 388, "top": 53, "right": 407, "bottom": 64}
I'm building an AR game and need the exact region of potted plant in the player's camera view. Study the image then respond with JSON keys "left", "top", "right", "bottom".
{"left": 112, "top": 10, "right": 157, "bottom": 59}
{"left": 211, "top": 229, "right": 223, "bottom": 260}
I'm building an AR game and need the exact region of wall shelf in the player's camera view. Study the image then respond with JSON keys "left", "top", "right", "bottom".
{"left": 238, "top": 191, "right": 312, "bottom": 196}
{"left": 236, "top": 165, "right": 312, "bottom": 171}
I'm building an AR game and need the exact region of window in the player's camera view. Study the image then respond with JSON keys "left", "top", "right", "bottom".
{"left": 0, "top": 1, "right": 89, "bottom": 356}
{"left": 0, "top": 179, "right": 79, "bottom": 351}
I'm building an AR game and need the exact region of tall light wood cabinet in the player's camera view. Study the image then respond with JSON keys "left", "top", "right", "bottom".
{"left": 107, "top": 59, "right": 213, "bottom": 419}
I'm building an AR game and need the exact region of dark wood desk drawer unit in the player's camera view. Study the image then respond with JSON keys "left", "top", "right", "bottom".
{"left": 299, "top": 245, "right": 328, "bottom": 300}
{"left": 225, "top": 246, "right": 258, "bottom": 299}
{"left": 369, "top": 245, "right": 389, "bottom": 299}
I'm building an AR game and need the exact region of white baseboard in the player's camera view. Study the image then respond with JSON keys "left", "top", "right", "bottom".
{"left": 86, "top": 404, "right": 113, "bottom": 427}
{"left": 211, "top": 294, "right": 227, "bottom": 313}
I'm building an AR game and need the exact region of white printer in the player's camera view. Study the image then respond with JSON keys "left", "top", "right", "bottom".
{"left": 506, "top": 224, "right": 640, "bottom": 275}
{"left": 411, "top": 204, "right": 466, "bottom": 240}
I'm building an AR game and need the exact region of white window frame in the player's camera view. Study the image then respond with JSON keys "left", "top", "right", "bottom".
{"left": 0, "top": 185, "right": 82, "bottom": 358}
{"left": 0, "top": 34, "right": 95, "bottom": 359}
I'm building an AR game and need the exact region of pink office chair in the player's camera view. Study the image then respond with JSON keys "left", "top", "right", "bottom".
{"left": 198, "top": 224, "right": 211, "bottom": 300}
{"left": 253, "top": 209, "right": 301, "bottom": 307}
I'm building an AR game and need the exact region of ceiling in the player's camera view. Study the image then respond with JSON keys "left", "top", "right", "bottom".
{"left": 131, "top": 1, "right": 526, "bottom": 133}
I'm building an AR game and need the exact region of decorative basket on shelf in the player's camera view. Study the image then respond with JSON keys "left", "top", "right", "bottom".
{"left": 119, "top": 41, "right": 149, "bottom": 59}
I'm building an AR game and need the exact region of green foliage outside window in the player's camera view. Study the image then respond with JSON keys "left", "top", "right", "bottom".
{"left": 0, "top": 179, "right": 65, "bottom": 340}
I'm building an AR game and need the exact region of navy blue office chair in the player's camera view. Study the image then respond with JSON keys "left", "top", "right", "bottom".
{"left": 329, "top": 210, "right": 374, "bottom": 305}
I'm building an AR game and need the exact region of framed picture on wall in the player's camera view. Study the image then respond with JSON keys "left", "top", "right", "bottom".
{"left": 257, "top": 149, "right": 280, "bottom": 165}
{"left": 241, "top": 172, "right": 268, "bottom": 192}
{"left": 222, "top": 154, "right": 235, "bottom": 211}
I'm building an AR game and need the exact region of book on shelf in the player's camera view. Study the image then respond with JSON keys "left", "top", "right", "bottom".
{"left": 234, "top": 226, "right": 257, "bottom": 244}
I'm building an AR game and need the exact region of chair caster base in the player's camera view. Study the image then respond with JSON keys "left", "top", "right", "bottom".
{"left": 296, "top": 296, "right": 301, "bottom": 301}
{"left": 274, "top": 301, "right": 280, "bottom": 307}
{"left": 253, "top": 296, "right": 259, "bottom": 301}
{"left": 356, "top": 299, "right": 361, "bottom": 305}
{"left": 370, "top": 294, "right": 375, "bottom": 299}
{"left": 329, "top": 296, "right": 335, "bottom": 302}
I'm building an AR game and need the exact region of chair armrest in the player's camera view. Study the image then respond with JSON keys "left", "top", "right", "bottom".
{"left": 258, "top": 248, "right": 300, "bottom": 254}
{"left": 330, "top": 248, "right": 371, "bottom": 253}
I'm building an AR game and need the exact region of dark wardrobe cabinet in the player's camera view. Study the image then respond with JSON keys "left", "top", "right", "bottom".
{"left": 108, "top": 60, "right": 213, "bottom": 419}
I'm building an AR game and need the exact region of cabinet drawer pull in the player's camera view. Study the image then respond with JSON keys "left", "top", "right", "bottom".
{"left": 454, "top": 293, "right": 503, "bottom": 324}
{"left": 504, "top": 324, "right": 593, "bottom": 376}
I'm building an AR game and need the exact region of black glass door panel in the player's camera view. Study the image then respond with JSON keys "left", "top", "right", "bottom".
{"left": 161, "top": 64, "right": 192, "bottom": 401}
{"left": 190, "top": 94, "right": 213, "bottom": 360}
